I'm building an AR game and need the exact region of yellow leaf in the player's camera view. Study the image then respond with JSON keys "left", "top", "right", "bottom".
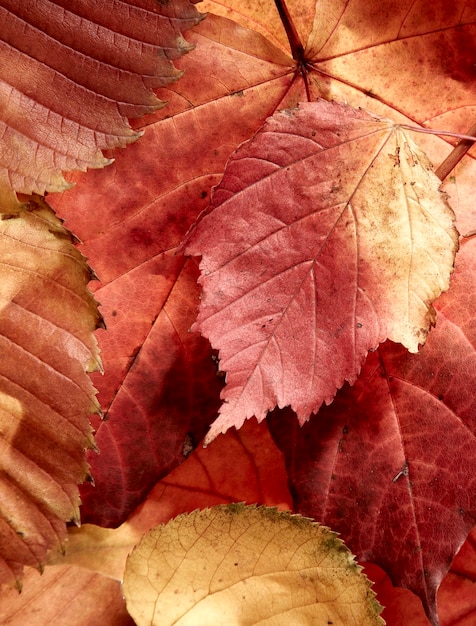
{"left": 0, "top": 195, "right": 101, "bottom": 586}
{"left": 123, "top": 504, "right": 385, "bottom": 625}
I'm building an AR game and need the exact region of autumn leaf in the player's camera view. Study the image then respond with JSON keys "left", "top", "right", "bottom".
{"left": 201, "top": 0, "right": 476, "bottom": 130}
{"left": 0, "top": 196, "right": 101, "bottom": 586}
{"left": 49, "top": 157, "right": 225, "bottom": 526}
{"left": 0, "top": 0, "right": 202, "bottom": 208}
{"left": 186, "top": 99, "right": 458, "bottom": 442}
{"left": 45, "top": 418, "right": 292, "bottom": 579}
{"left": 0, "top": 419, "right": 291, "bottom": 622}
{"left": 48, "top": 1, "right": 472, "bottom": 525}
{"left": 0, "top": 565, "right": 134, "bottom": 626}
{"left": 268, "top": 235, "right": 476, "bottom": 625}
{"left": 26, "top": 1, "right": 475, "bottom": 623}
{"left": 438, "top": 528, "right": 476, "bottom": 625}
{"left": 123, "top": 505, "right": 384, "bottom": 626}
{"left": 3, "top": 409, "right": 475, "bottom": 624}
{"left": 47, "top": 11, "right": 297, "bottom": 526}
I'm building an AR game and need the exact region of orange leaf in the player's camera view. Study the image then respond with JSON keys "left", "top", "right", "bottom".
{"left": 0, "top": 565, "right": 133, "bottom": 626}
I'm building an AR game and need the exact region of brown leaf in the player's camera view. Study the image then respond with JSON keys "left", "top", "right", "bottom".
{"left": 123, "top": 504, "right": 384, "bottom": 626}
{"left": 0, "top": 195, "right": 101, "bottom": 586}
{"left": 0, "top": 0, "right": 202, "bottom": 208}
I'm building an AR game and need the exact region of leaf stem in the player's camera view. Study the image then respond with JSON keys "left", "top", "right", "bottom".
{"left": 398, "top": 122, "right": 476, "bottom": 181}
{"left": 435, "top": 123, "right": 476, "bottom": 181}
{"left": 274, "top": 0, "right": 305, "bottom": 61}
{"left": 274, "top": 0, "right": 312, "bottom": 101}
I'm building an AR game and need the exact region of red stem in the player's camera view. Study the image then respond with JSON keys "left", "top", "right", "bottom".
{"left": 274, "top": 0, "right": 304, "bottom": 61}
{"left": 274, "top": 0, "right": 312, "bottom": 101}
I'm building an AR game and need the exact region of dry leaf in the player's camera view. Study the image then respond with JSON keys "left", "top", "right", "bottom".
{"left": 186, "top": 100, "right": 459, "bottom": 441}
{"left": 123, "top": 504, "right": 384, "bottom": 626}
{"left": 0, "top": 0, "right": 202, "bottom": 207}
{"left": 0, "top": 195, "right": 101, "bottom": 586}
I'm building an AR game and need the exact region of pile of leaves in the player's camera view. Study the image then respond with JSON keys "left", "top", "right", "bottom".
{"left": 0, "top": 0, "right": 475, "bottom": 624}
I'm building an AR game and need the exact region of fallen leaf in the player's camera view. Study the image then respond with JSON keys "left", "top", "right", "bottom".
{"left": 186, "top": 100, "right": 458, "bottom": 441}
{"left": 439, "top": 528, "right": 476, "bottom": 625}
{"left": 0, "top": 196, "right": 101, "bottom": 585}
{"left": 46, "top": 418, "right": 292, "bottom": 580}
{"left": 0, "top": 0, "right": 202, "bottom": 207}
{"left": 41, "top": 3, "right": 475, "bottom": 622}
{"left": 47, "top": 11, "right": 295, "bottom": 526}
{"left": 123, "top": 504, "right": 384, "bottom": 626}
{"left": 0, "top": 565, "right": 133, "bottom": 626}
{"left": 268, "top": 236, "right": 476, "bottom": 625}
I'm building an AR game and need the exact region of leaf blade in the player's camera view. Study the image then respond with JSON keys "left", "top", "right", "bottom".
{"left": 123, "top": 504, "right": 384, "bottom": 626}
{"left": 186, "top": 100, "right": 458, "bottom": 441}
{"left": 0, "top": 0, "right": 202, "bottom": 207}
{"left": 268, "top": 236, "right": 476, "bottom": 625}
{"left": 0, "top": 196, "right": 101, "bottom": 585}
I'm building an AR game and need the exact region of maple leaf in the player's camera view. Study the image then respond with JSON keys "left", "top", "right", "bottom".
{"left": 0, "top": 0, "right": 202, "bottom": 208}
{"left": 49, "top": 157, "right": 224, "bottom": 526}
{"left": 185, "top": 99, "right": 458, "bottom": 441}
{"left": 268, "top": 235, "right": 476, "bottom": 625}
{"left": 0, "top": 196, "right": 101, "bottom": 586}
{"left": 33, "top": 1, "right": 475, "bottom": 622}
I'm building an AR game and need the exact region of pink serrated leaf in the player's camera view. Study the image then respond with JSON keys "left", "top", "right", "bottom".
{"left": 186, "top": 100, "right": 458, "bottom": 443}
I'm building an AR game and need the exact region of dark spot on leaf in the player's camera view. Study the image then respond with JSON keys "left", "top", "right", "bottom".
{"left": 130, "top": 227, "right": 154, "bottom": 246}
{"left": 111, "top": 310, "right": 117, "bottom": 317}
{"left": 200, "top": 190, "right": 208, "bottom": 199}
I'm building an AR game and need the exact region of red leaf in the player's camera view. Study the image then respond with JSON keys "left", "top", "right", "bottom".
{"left": 186, "top": 100, "right": 458, "bottom": 443}
{"left": 268, "top": 236, "right": 476, "bottom": 624}
{"left": 439, "top": 529, "right": 476, "bottom": 625}
{"left": 48, "top": 11, "right": 297, "bottom": 526}
{"left": 52, "top": 173, "right": 223, "bottom": 525}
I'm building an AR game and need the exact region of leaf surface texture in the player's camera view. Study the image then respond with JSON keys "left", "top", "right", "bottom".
{"left": 0, "top": 0, "right": 201, "bottom": 206}
{"left": 123, "top": 504, "right": 384, "bottom": 626}
{"left": 186, "top": 100, "right": 458, "bottom": 440}
{"left": 0, "top": 196, "right": 101, "bottom": 585}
